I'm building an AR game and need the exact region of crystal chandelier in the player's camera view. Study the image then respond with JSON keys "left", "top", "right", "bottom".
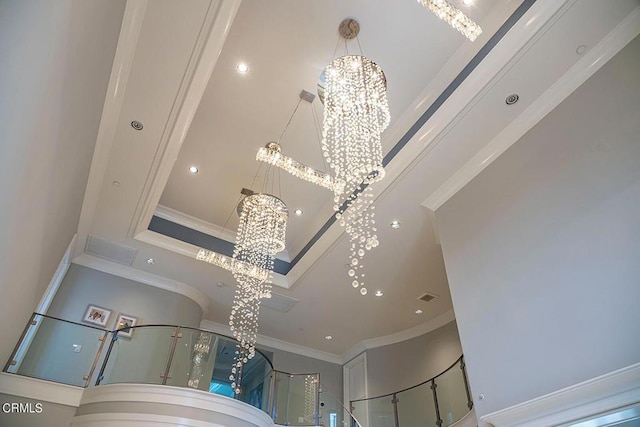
{"left": 321, "top": 19, "right": 390, "bottom": 296}
{"left": 228, "top": 193, "right": 288, "bottom": 394}
{"left": 417, "top": 0, "right": 482, "bottom": 41}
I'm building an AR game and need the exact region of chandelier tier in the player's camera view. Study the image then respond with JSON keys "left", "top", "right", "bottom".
{"left": 417, "top": 0, "right": 482, "bottom": 41}
{"left": 228, "top": 193, "right": 288, "bottom": 394}
{"left": 257, "top": 142, "right": 346, "bottom": 194}
{"left": 321, "top": 20, "right": 390, "bottom": 296}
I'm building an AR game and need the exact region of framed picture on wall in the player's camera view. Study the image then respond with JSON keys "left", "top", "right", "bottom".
{"left": 82, "top": 305, "right": 112, "bottom": 328}
{"left": 115, "top": 314, "right": 138, "bottom": 339}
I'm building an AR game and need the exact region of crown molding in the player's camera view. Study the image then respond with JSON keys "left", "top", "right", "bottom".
{"left": 155, "top": 205, "right": 238, "bottom": 246}
{"left": 73, "top": 253, "right": 210, "bottom": 314}
{"left": 200, "top": 319, "right": 343, "bottom": 365}
{"left": 422, "top": 4, "right": 640, "bottom": 211}
{"left": 134, "top": 229, "right": 290, "bottom": 289}
{"left": 341, "top": 310, "right": 456, "bottom": 364}
{"left": 0, "top": 373, "right": 83, "bottom": 407}
{"left": 481, "top": 362, "right": 640, "bottom": 427}
{"left": 203, "top": 311, "right": 456, "bottom": 366}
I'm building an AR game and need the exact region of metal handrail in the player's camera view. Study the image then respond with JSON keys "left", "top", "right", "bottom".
{"left": 350, "top": 355, "right": 464, "bottom": 403}
{"left": 349, "top": 355, "right": 473, "bottom": 427}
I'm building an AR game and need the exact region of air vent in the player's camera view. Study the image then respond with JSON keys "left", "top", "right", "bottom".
{"left": 418, "top": 292, "right": 438, "bottom": 303}
{"left": 85, "top": 235, "right": 137, "bottom": 266}
{"left": 262, "top": 292, "right": 298, "bottom": 313}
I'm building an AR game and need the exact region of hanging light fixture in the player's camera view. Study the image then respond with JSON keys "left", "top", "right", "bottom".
{"left": 228, "top": 192, "right": 288, "bottom": 394}
{"left": 417, "top": 0, "right": 482, "bottom": 41}
{"left": 321, "top": 18, "right": 390, "bottom": 296}
{"left": 256, "top": 90, "right": 346, "bottom": 194}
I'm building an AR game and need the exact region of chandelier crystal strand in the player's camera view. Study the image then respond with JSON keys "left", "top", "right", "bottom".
{"left": 228, "top": 194, "right": 287, "bottom": 394}
{"left": 322, "top": 54, "right": 389, "bottom": 296}
{"left": 417, "top": 0, "right": 482, "bottom": 41}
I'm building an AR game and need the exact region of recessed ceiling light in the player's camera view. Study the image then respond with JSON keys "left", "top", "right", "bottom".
{"left": 294, "top": 209, "right": 304, "bottom": 216}
{"left": 236, "top": 62, "right": 249, "bottom": 74}
{"left": 189, "top": 166, "right": 198, "bottom": 174}
{"left": 505, "top": 94, "right": 519, "bottom": 105}
{"left": 324, "top": 335, "right": 333, "bottom": 340}
{"left": 146, "top": 258, "right": 154, "bottom": 265}
{"left": 462, "top": 0, "right": 473, "bottom": 5}
{"left": 375, "top": 290, "right": 384, "bottom": 297}
{"left": 390, "top": 220, "right": 401, "bottom": 229}
{"left": 415, "top": 309, "right": 423, "bottom": 314}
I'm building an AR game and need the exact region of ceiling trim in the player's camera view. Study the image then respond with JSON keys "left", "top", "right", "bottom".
{"left": 74, "top": 0, "right": 148, "bottom": 259}
{"left": 73, "top": 253, "right": 211, "bottom": 313}
{"left": 129, "top": 0, "right": 242, "bottom": 239}
{"left": 200, "top": 319, "right": 343, "bottom": 365}
{"left": 203, "top": 310, "right": 456, "bottom": 366}
{"left": 155, "top": 204, "right": 238, "bottom": 246}
{"left": 422, "top": 4, "right": 640, "bottom": 212}
{"left": 341, "top": 309, "right": 456, "bottom": 364}
{"left": 135, "top": 230, "right": 290, "bottom": 289}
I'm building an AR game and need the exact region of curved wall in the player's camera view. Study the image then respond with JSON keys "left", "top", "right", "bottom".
{"left": 365, "top": 320, "right": 462, "bottom": 397}
{"left": 49, "top": 264, "right": 203, "bottom": 328}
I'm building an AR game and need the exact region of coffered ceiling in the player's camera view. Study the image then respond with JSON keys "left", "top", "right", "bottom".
{"left": 74, "top": 0, "right": 640, "bottom": 360}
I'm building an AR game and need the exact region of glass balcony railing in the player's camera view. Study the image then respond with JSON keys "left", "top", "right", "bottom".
{"left": 2, "top": 313, "right": 363, "bottom": 426}
{"left": 4, "top": 313, "right": 470, "bottom": 427}
{"left": 350, "top": 357, "right": 473, "bottom": 427}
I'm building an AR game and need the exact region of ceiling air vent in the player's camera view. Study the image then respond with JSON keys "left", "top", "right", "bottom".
{"left": 85, "top": 235, "right": 137, "bottom": 266}
{"left": 418, "top": 292, "right": 438, "bottom": 303}
{"left": 261, "top": 292, "right": 298, "bottom": 313}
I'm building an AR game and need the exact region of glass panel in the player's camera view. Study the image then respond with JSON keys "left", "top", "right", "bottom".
{"left": 166, "top": 329, "right": 217, "bottom": 391}
{"left": 397, "top": 382, "right": 437, "bottom": 427}
{"left": 319, "top": 386, "right": 361, "bottom": 427}
{"left": 353, "top": 395, "right": 396, "bottom": 427}
{"left": 99, "top": 326, "right": 176, "bottom": 385}
{"left": 233, "top": 349, "right": 273, "bottom": 411}
{"left": 274, "top": 371, "right": 291, "bottom": 424}
{"left": 434, "top": 361, "right": 470, "bottom": 426}
{"left": 8, "top": 314, "right": 106, "bottom": 387}
{"left": 284, "top": 373, "right": 318, "bottom": 426}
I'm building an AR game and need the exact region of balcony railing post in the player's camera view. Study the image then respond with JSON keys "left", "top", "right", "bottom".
{"left": 3, "top": 312, "right": 37, "bottom": 372}
{"left": 161, "top": 326, "right": 182, "bottom": 385}
{"left": 315, "top": 374, "right": 320, "bottom": 426}
{"left": 96, "top": 331, "right": 119, "bottom": 385}
{"left": 431, "top": 379, "right": 443, "bottom": 427}
{"left": 268, "top": 371, "right": 277, "bottom": 421}
{"left": 84, "top": 330, "right": 109, "bottom": 387}
{"left": 460, "top": 356, "right": 474, "bottom": 410}
{"left": 391, "top": 392, "right": 400, "bottom": 427}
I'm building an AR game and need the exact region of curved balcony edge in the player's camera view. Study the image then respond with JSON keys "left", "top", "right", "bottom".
{"left": 72, "top": 383, "right": 274, "bottom": 427}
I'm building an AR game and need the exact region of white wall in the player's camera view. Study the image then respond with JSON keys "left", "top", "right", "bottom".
{"left": 435, "top": 36, "right": 640, "bottom": 418}
{"left": 48, "top": 264, "right": 203, "bottom": 328}
{"left": 365, "top": 320, "right": 462, "bottom": 397}
{"left": 0, "top": 0, "right": 125, "bottom": 367}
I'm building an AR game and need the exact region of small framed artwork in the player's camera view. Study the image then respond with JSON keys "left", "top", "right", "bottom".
{"left": 115, "top": 314, "right": 138, "bottom": 339}
{"left": 82, "top": 305, "right": 112, "bottom": 328}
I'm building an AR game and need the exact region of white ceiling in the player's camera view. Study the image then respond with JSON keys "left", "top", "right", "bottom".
{"left": 74, "top": 0, "right": 640, "bottom": 359}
